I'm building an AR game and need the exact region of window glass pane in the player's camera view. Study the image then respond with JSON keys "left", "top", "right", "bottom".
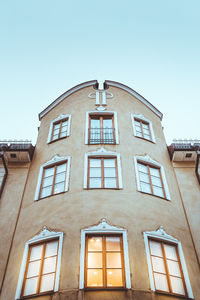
{"left": 142, "top": 123, "right": 149, "bottom": 129}
{"left": 90, "top": 167, "right": 101, "bottom": 177}
{"left": 138, "top": 163, "right": 148, "bottom": 173}
{"left": 167, "top": 260, "right": 181, "bottom": 277}
{"left": 104, "top": 167, "right": 116, "bottom": 177}
{"left": 53, "top": 128, "right": 60, "bottom": 135}
{"left": 40, "top": 273, "right": 55, "bottom": 292}
{"left": 153, "top": 186, "right": 164, "bottom": 198}
{"left": 135, "top": 125, "right": 142, "bottom": 132}
{"left": 44, "top": 167, "right": 54, "bottom": 177}
{"left": 88, "top": 253, "right": 102, "bottom": 268}
{"left": 60, "top": 131, "right": 67, "bottom": 138}
{"left": 149, "top": 241, "right": 163, "bottom": 257}
{"left": 164, "top": 244, "right": 177, "bottom": 260}
{"left": 151, "top": 176, "right": 162, "bottom": 187}
{"left": 139, "top": 172, "right": 150, "bottom": 183}
{"left": 152, "top": 256, "right": 166, "bottom": 273}
{"left": 23, "top": 277, "right": 38, "bottom": 296}
{"left": 106, "top": 253, "right": 121, "bottom": 268}
{"left": 170, "top": 276, "right": 185, "bottom": 295}
{"left": 42, "top": 176, "right": 53, "bottom": 188}
{"left": 90, "top": 159, "right": 101, "bottom": 167}
{"left": 136, "top": 131, "right": 143, "bottom": 137}
{"left": 43, "top": 257, "right": 57, "bottom": 274}
{"left": 45, "top": 240, "right": 58, "bottom": 257}
{"left": 149, "top": 167, "right": 160, "bottom": 177}
{"left": 134, "top": 120, "right": 140, "bottom": 126}
{"left": 56, "top": 163, "right": 67, "bottom": 174}
{"left": 154, "top": 273, "right": 169, "bottom": 292}
{"left": 143, "top": 128, "right": 150, "bottom": 135}
{"left": 103, "top": 118, "right": 112, "bottom": 128}
{"left": 52, "top": 134, "right": 59, "bottom": 141}
{"left": 62, "top": 120, "right": 68, "bottom": 127}
{"left": 53, "top": 182, "right": 65, "bottom": 194}
{"left": 104, "top": 178, "right": 117, "bottom": 188}
{"left": 107, "top": 269, "right": 123, "bottom": 287}
{"left": 144, "top": 134, "right": 151, "bottom": 140}
{"left": 27, "top": 260, "right": 41, "bottom": 277}
{"left": 54, "top": 123, "right": 60, "bottom": 130}
{"left": 104, "top": 159, "right": 115, "bottom": 167}
{"left": 55, "top": 172, "right": 65, "bottom": 184}
{"left": 87, "top": 269, "right": 103, "bottom": 287}
{"left": 41, "top": 186, "right": 52, "bottom": 198}
{"left": 88, "top": 237, "right": 102, "bottom": 251}
{"left": 106, "top": 237, "right": 121, "bottom": 251}
{"left": 91, "top": 119, "right": 100, "bottom": 128}
{"left": 89, "top": 178, "right": 101, "bottom": 188}
{"left": 141, "top": 182, "right": 151, "bottom": 193}
{"left": 30, "top": 245, "right": 43, "bottom": 261}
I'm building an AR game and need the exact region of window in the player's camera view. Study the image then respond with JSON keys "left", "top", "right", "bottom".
{"left": 47, "top": 114, "right": 71, "bottom": 143}
{"left": 85, "top": 235, "right": 125, "bottom": 288}
{"left": 15, "top": 227, "right": 63, "bottom": 300}
{"left": 84, "top": 148, "right": 123, "bottom": 189}
{"left": 134, "top": 155, "right": 170, "bottom": 200}
{"left": 88, "top": 157, "right": 118, "bottom": 189}
{"left": 22, "top": 239, "right": 58, "bottom": 297}
{"left": 0, "top": 155, "right": 8, "bottom": 198}
{"left": 143, "top": 227, "right": 194, "bottom": 298}
{"left": 34, "top": 155, "right": 71, "bottom": 201}
{"left": 131, "top": 114, "right": 155, "bottom": 143}
{"left": 85, "top": 112, "right": 119, "bottom": 145}
{"left": 79, "top": 219, "right": 131, "bottom": 289}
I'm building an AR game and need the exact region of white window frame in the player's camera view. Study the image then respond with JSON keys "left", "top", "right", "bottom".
{"left": 15, "top": 226, "right": 63, "bottom": 300}
{"left": 134, "top": 155, "right": 171, "bottom": 200}
{"left": 84, "top": 147, "right": 123, "bottom": 189}
{"left": 34, "top": 155, "right": 71, "bottom": 201}
{"left": 131, "top": 113, "right": 156, "bottom": 143}
{"left": 143, "top": 226, "right": 194, "bottom": 298}
{"left": 47, "top": 114, "right": 71, "bottom": 144}
{"left": 79, "top": 218, "right": 131, "bottom": 289}
{"left": 85, "top": 111, "right": 119, "bottom": 144}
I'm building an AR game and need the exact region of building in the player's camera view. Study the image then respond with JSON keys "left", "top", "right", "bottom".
{"left": 0, "top": 80, "right": 199, "bottom": 300}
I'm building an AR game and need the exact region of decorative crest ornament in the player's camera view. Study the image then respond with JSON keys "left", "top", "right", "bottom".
{"left": 28, "top": 226, "right": 63, "bottom": 243}
{"left": 83, "top": 218, "right": 124, "bottom": 232}
{"left": 144, "top": 226, "right": 178, "bottom": 242}
{"left": 88, "top": 90, "right": 114, "bottom": 109}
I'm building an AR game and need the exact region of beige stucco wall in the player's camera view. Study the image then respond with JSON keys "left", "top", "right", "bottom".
{"left": 0, "top": 163, "right": 30, "bottom": 293}
{"left": 1, "top": 85, "right": 200, "bottom": 300}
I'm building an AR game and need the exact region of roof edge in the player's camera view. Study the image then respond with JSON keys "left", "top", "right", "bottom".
{"left": 39, "top": 80, "right": 98, "bottom": 120}
{"left": 105, "top": 80, "right": 163, "bottom": 120}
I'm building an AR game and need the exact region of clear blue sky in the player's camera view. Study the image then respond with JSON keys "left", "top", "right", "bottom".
{"left": 0, "top": 0, "right": 199, "bottom": 144}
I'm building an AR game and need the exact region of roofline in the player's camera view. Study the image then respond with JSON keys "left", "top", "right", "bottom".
{"left": 39, "top": 80, "right": 98, "bottom": 120}
{"left": 105, "top": 80, "right": 163, "bottom": 120}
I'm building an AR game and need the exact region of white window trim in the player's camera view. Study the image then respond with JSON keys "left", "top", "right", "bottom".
{"left": 134, "top": 155, "right": 171, "bottom": 200}
{"left": 84, "top": 147, "right": 123, "bottom": 189}
{"left": 143, "top": 226, "right": 194, "bottom": 299}
{"left": 47, "top": 114, "right": 71, "bottom": 144}
{"left": 79, "top": 218, "right": 131, "bottom": 289}
{"left": 15, "top": 226, "right": 64, "bottom": 300}
{"left": 85, "top": 111, "right": 119, "bottom": 144}
{"left": 131, "top": 113, "right": 156, "bottom": 143}
{"left": 34, "top": 155, "right": 71, "bottom": 200}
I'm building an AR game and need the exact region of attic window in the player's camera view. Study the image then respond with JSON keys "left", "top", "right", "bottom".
{"left": 185, "top": 153, "right": 192, "bottom": 158}
{"left": 10, "top": 153, "right": 17, "bottom": 158}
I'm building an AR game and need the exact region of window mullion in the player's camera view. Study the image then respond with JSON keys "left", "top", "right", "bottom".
{"left": 103, "top": 236, "right": 106, "bottom": 287}
{"left": 140, "top": 121, "right": 144, "bottom": 138}
{"left": 51, "top": 166, "right": 57, "bottom": 195}
{"left": 147, "top": 165, "right": 154, "bottom": 194}
{"left": 100, "top": 117, "right": 103, "bottom": 143}
{"left": 102, "top": 158, "right": 104, "bottom": 188}
{"left": 162, "top": 242, "right": 172, "bottom": 293}
{"left": 58, "top": 121, "right": 62, "bottom": 139}
{"left": 159, "top": 169, "right": 166, "bottom": 198}
{"left": 37, "top": 243, "right": 46, "bottom": 294}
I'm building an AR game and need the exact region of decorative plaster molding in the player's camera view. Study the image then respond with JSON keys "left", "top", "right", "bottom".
{"left": 96, "top": 105, "right": 106, "bottom": 111}
{"left": 28, "top": 226, "right": 62, "bottom": 243}
{"left": 144, "top": 226, "right": 178, "bottom": 242}
{"left": 84, "top": 218, "right": 125, "bottom": 232}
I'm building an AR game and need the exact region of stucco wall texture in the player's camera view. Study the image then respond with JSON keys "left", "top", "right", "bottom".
{"left": 0, "top": 84, "right": 199, "bottom": 300}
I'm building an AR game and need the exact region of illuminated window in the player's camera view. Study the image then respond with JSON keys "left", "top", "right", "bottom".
{"left": 34, "top": 155, "right": 71, "bottom": 201}
{"left": 88, "top": 157, "right": 118, "bottom": 189}
{"left": 131, "top": 114, "right": 156, "bottom": 143}
{"left": 22, "top": 240, "right": 58, "bottom": 297}
{"left": 85, "top": 111, "right": 119, "bottom": 145}
{"left": 47, "top": 114, "right": 71, "bottom": 143}
{"left": 85, "top": 235, "right": 125, "bottom": 288}
{"left": 143, "top": 227, "right": 194, "bottom": 298}
{"left": 134, "top": 155, "right": 170, "bottom": 200}
{"left": 15, "top": 227, "right": 63, "bottom": 300}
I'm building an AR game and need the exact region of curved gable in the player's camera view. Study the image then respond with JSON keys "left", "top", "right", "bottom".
{"left": 39, "top": 80, "right": 163, "bottom": 120}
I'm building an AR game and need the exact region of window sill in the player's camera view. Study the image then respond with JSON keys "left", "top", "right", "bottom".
{"left": 135, "top": 136, "right": 155, "bottom": 144}
{"left": 155, "top": 290, "right": 190, "bottom": 299}
{"left": 83, "top": 287, "right": 128, "bottom": 291}
{"left": 20, "top": 291, "right": 54, "bottom": 299}
{"left": 48, "top": 136, "right": 68, "bottom": 144}
{"left": 138, "top": 190, "right": 170, "bottom": 201}
{"left": 35, "top": 191, "right": 66, "bottom": 201}
{"left": 85, "top": 188, "right": 121, "bottom": 190}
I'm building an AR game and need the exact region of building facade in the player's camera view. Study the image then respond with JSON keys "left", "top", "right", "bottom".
{"left": 0, "top": 80, "right": 199, "bottom": 300}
